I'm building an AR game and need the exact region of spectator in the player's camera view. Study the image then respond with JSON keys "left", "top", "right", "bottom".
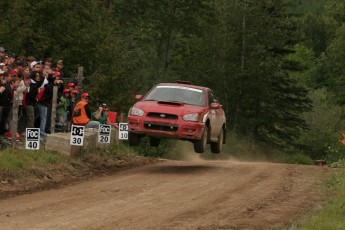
{"left": 42, "top": 63, "right": 53, "bottom": 78}
{"left": 91, "top": 103, "right": 118, "bottom": 127}
{"left": 92, "top": 103, "right": 111, "bottom": 125}
{"left": 16, "top": 62, "right": 30, "bottom": 135}
{"left": 8, "top": 53, "right": 16, "bottom": 69}
{"left": 10, "top": 60, "right": 26, "bottom": 77}
{"left": 92, "top": 103, "right": 119, "bottom": 128}
{"left": 44, "top": 57, "right": 53, "bottom": 68}
{"left": 36, "top": 74, "right": 63, "bottom": 138}
{"left": 31, "top": 61, "right": 43, "bottom": 73}
{"left": 70, "top": 74, "right": 78, "bottom": 86}
{"left": 56, "top": 89, "right": 70, "bottom": 126}
{"left": 3, "top": 55, "right": 14, "bottom": 71}
{"left": 26, "top": 56, "right": 36, "bottom": 70}
{"left": 66, "top": 89, "right": 77, "bottom": 129}
{"left": 7, "top": 76, "right": 23, "bottom": 139}
{"left": 0, "top": 63, "right": 9, "bottom": 73}
{"left": 25, "top": 71, "right": 44, "bottom": 130}
{"left": 67, "top": 82, "right": 74, "bottom": 91}
{"left": 0, "top": 72, "right": 12, "bottom": 134}
{"left": 72, "top": 92, "right": 99, "bottom": 128}
{"left": 54, "top": 60, "right": 66, "bottom": 78}
{"left": 0, "top": 47, "right": 6, "bottom": 63}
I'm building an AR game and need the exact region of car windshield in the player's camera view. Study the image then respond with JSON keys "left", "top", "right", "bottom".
{"left": 144, "top": 85, "right": 206, "bottom": 106}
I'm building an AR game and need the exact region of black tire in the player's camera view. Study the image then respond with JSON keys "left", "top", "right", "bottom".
{"left": 194, "top": 126, "right": 209, "bottom": 153}
{"left": 149, "top": 137, "right": 161, "bottom": 147}
{"left": 211, "top": 128, "right": 224, "bottom": 154}
{"left": 128, "top": 132, "right": 140, "bottom": 146}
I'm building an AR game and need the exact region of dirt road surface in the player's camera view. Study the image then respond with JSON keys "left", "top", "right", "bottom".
{"left": 0, "top": 159, "right": 330, "bottom": 230}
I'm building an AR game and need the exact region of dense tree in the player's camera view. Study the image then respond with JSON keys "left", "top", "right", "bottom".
{"left": 1, "top": 0, "right": 343, "bottom": 155}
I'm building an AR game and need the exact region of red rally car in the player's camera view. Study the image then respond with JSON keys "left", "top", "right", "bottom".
{"left": 127, "top": 81, "right": 226, "bottom": 153}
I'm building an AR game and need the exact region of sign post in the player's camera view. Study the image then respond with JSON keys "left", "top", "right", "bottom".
{"left": 25, "top": 128, "right": 40, "bottom": 150}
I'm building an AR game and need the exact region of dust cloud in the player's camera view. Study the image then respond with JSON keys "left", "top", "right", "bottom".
{"left": 170, "top": 141, "right": 204, "bottom": 162}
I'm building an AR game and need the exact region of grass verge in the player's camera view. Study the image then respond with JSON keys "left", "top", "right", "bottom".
{"left": 298, "top": 167, "right": 345, "bottom": 229}
{"left": 0, "top": 148, "right": 69, "bottom": 180}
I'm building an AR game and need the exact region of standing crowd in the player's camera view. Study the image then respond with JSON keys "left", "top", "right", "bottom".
{"left": 0, "top": 46, "right": 115, "bottom": 143}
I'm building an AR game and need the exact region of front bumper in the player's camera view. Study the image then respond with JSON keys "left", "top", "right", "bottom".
{"left": 128, "top": 116, "right": 205, "bottom": 140}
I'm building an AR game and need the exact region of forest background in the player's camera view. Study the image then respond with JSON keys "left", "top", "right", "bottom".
{"left": 1, "top": 0, "right": 345, "bottom": 163}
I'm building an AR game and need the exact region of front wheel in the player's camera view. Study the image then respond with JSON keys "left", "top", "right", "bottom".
{"left": 128, "top": 132, "right": 140, "bottom": 146}
{"left": 211, "top": 128, "right": 224, "bottom": 153}
{"left": 194, "top": 126, "right": 209, "bottom": 153}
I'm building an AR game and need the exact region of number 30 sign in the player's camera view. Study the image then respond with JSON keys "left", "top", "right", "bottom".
{"left": 70, "top": 125, "right": 85, "bottom": 146}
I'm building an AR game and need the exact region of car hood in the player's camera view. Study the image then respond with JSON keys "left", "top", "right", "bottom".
{"left": 134, "top": 101, "right": 206, "bottom": 115}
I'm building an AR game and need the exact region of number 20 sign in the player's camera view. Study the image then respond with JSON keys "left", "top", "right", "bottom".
{"left": 70, "top": 125, "right": 85, "bottom": 146}
{"left": 98, "top": 124, "right": 111, "bottom": 144}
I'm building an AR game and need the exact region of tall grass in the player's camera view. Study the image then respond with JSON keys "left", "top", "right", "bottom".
{"left": 298, "top": 168, "right": 345, "bottom": 229}
{"left": 0, "top": 148, "right": 69, "bottom": 179}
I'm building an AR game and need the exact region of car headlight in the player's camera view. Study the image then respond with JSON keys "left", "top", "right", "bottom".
{"left": 183, "top": 113, "right": 199, "bottom": 121}
{"left": 130, "top": 107, "right": 144, "bottom": 116}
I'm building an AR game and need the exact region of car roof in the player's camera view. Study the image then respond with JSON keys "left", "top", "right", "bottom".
{"left": 156, "top": 82, "right": 209, "bottom": 91}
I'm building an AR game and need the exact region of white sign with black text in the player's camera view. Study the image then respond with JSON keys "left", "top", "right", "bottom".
{"left": 98, "top": 124, "right": 111, "bottom": 144}
{"left": 25, "top": 128, "right": 40, "bottom": 150}
{"left": 70, "top": 125, "right": 85, "bottom": 146}
{"left": 119, "top": 123, "right": 128, "bottom": 140}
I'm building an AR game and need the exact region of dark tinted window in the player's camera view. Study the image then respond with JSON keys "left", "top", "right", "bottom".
{"left": 144, "top": 85, "right": 206, "bottom": 106}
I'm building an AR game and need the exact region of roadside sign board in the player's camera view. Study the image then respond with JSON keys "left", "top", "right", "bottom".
{"left": 25, "top": 128, "right": 40, "bottom": 150}
{"left": 70, "top": 125, "right": 85, "bottom": 146}
{"left": 119, "top": 123, "right": 128, "bottom": 140}
{"left": 98, "top": 124, "right": 111, "bottom": 143}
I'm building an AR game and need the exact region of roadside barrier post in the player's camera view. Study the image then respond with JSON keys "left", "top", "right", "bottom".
{"left": 11, "top": 90, "right": 19, "bottom": 148}
{"left": 50, "top": 86, "right": 58, "bottom": 134}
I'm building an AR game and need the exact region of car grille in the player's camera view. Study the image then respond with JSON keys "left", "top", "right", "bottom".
{"left": 147, "top": 112, "right": 178, "bottom": 120}
{"left": 144, "top": 122, "right": 178, "bottom": 132}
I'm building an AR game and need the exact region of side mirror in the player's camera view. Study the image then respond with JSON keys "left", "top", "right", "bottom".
{"left": 134, "top": 95, "right": 143, "bottom": 101}
{"left": 210, "top": 103, "right": 221, "bottom": 109}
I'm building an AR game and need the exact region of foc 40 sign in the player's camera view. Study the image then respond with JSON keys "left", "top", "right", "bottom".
{"left": 26, "top": 128, "right": 40, "bottom": 150}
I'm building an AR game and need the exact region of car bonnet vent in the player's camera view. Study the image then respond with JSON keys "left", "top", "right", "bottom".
{"left": 158, "top": 101, "right": 183, "bottom": 106}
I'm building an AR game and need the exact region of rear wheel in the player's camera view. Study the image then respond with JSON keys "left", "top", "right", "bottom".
{"left": 211, "top": 128, "right": 224, "bottom": 153}
{"left": 194, "top": 126, "right": 209, "bottom": 153}
{"left": 149, "top": 137, "right": 161, "bottom": 147}
{"left": 128, "top": 132, "right": 140, "bottom": 146}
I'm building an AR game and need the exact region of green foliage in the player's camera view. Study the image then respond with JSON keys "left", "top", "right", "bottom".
{"left": 298, "top": 169, "right": 345, "bottom": 229}
{"left": 285, "top": 44, "right": 317, "bottom": 87}
{"left": 330, "top": 159, "right": 345, "bottom": 168}
{"left": 0, "top": 149, "right": 68, "bottom": 178}
{"left": 295, "top": 89, "right": 345, "bottom": 162}
{"left": 284, "top": 152, "right": 314, "bottom": 165}
{"left": 0, "top": 0, "right": 345, "bottom": 162}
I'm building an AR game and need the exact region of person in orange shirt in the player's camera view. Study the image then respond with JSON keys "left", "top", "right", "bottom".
{"left": 72, "top": 92, "right": 99, "bottom": 128}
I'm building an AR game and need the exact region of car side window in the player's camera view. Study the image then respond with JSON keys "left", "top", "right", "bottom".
{"left": 208, "top": 91, "right": 218, "bottom": 105}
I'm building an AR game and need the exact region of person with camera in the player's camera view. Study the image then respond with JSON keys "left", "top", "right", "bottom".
{"left": 91, "top": 103, "right": 109, "bottom": 125}
{"left": 91, "top": 103, "right": 118, "bottom": 128}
